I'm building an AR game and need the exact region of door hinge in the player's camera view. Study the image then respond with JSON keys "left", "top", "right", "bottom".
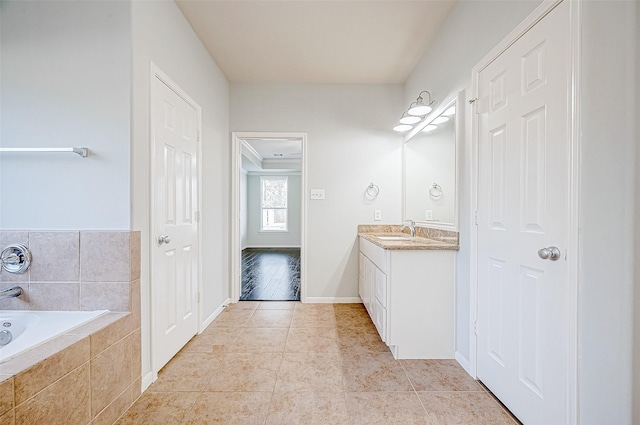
{"left": 197, "top": 292, "right": 200, "bottom": 303}
{"left": 474, "top": 210, "right": 478, "bottom": 226}
{"left": 195, "top": 211, "right": 200, "bottom": 222}
{"left": 473, "top": 320, "right": 478, "bottom": 335}
{"left": 197, "top": 130, "right": 200, "bottom": 142}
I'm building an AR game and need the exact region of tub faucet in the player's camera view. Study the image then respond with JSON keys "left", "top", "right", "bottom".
{"left": 0, "top": 286, "right": 23, "bottom": 301}
{"left": 400, "top": 220, "right": 416, "bottom": 238}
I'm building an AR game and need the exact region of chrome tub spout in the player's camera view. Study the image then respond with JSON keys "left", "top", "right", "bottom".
{"left": 0, "top": 286, "right": 23, "bottom": 301}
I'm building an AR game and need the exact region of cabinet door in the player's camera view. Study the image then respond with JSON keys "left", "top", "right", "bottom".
{"left": 374, "top": 267, "right": 387, "bottom": 308}
{"left": 363, "top": 256, "right": 374, "bottom": 315}
{"left": 374, "top": 298, "right": 387, "bottom": 342}
{"left": 358, "top": 252, "right": 365, "bottom": 302}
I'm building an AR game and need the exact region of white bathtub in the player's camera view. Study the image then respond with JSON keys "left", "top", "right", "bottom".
{"left": 0, "top": 310, "right": 108, "bottom": 363}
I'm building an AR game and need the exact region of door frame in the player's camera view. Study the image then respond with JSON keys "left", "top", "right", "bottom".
{"left": 468, "top": 0, "right": 581, "bottom": 422}
{"left": 149, "top": 63, "right": 203, "bottom": 380}
{"left": 230, "top": 132, "right": 308, "bottom": 303}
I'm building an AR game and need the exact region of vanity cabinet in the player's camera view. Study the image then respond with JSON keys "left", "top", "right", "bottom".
{"left": 358, "top": 236, "right": 455, "bottom": 359}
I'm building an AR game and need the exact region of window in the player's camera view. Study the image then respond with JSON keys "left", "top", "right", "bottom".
{"left": 260, "top": 176, "right": 288, "bottom": 232}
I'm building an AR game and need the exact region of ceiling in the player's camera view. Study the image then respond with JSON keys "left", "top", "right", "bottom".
{"left": 175, "top": 0, "right": 457, "bottom": 84}
{"left": 241, "top": 137, "right": 302, "bottom": 172}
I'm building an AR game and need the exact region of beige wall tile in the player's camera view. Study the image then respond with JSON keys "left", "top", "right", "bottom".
{"left": 0, "top": 232, "right": 29, "bottom": 283}
{"left": 80, "top": 282, "right": 129, "bottom": 311}
{"left": 129, "top": 231, "right": 141, "bottom": 282}
{"left": 0, "top": 409, "right": 14, "bottom": 425}
{"left": 0, "top": 378, "right": 13, "bottom": 417}
{"left": 90, "top": 335, "right": 132, "bottom": 417}
{"left": 0, "top": 334, "right": 87, "bottom": 377}
{"left": 29, "top": 232, "right": 79, "bottom": 282}
{"left": 131, "top": 328, "right": 141, "bottom": 384}
{"left": 80, "top": 232, "right": 130, "bottom": 282}
{"left": 91, "top": 384, "right": 133, "bottom": 425}
{"left": 14, "top": 363, "right": 90, "bottom": 425}
{"left": 66, "top": 312, "right": 128, "bottom": 338}
{"left": 0, "top": 284, "right": 28, "bottom": 310}
{"left": 129, "top": 279, "right": 140, "bottom": 326}
{"left": 89, "top": 314, "right": 132, "bottom": 357}
{"left": 13, "top": 337, "right": 89, "bottom": 405}
{"left": 27, "top": 283, "right": 79, "bottom": 311}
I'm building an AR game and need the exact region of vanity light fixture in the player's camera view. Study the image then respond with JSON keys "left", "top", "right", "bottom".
{"left": 407, "top": 90, "right": 435, "bottom": 116}
{"left": 432, "top": 116, "right": 449, "bottom": 125}
{"left": 393, "top": 124, "right": 414, "bottom": 132}
{"left": 399, "top": 112, "right": 421, "bottom": 125}
{"left": 422, "top": 124, "right": 438, "bottom": 132}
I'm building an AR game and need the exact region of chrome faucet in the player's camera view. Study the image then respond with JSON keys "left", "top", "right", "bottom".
{"left": 400, "top": 220, "right": 416, "bottom": 238}
{"left": 0, "top": 286, "right": 23, "bottom": 301}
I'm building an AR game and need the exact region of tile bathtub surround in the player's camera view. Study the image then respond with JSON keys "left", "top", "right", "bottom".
{"left": 0, "top": 312, "right": 142, "bottom": 425}
{"left": 0, "top": 230, "right": 141, "bottom": 312}
{"left": 117, "top": 302, "right": 520, "bottom": 425}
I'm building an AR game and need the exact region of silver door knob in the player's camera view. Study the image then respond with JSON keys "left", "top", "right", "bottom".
{"left": 157, "top": 235, "right": 171, "bottom": 245}
{"left": 538, "top": 246, "right": 561, "bottom": 261}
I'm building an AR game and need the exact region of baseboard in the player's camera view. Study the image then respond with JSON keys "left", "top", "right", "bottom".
{"left": 304, "top": 297, "right": 362, "bottom": 304}
{"left": 200, "top": 298, "right": 232, "bottom": 332}
{"left": 141, "top": 371, "right": 154, "bottom": 392}
{"left": 455, "top": 351, "right": 473, "bottom": 377}
{"left": 243, "top": 245, "right": 302, "bottom": 249}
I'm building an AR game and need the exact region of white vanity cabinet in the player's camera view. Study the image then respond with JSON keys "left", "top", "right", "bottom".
{"left": 358, "top": 236, "right": 455, "bottom": 359}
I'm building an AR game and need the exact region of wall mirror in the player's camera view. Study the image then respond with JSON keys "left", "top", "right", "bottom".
{"left": 403, "top": 90, "right": 463, "bottom": 230}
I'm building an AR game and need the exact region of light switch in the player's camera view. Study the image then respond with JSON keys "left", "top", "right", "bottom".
{"left": 374, "top": 210, "right": 382, "bottom": 221}
{"left": 310, "top": 189, "right": 325, "bottom": 200}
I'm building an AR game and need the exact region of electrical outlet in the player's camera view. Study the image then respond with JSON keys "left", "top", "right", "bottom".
{"left": 425, "top": 210, "right": 433, "bottom": 220}
{"left": 310, "top": 189, "right": 325, "bottom": 200}
{"left": 374, "top": 210, "right": 382, "bottom": 221}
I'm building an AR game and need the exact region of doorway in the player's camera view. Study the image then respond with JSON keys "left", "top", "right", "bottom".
{"left": 231, "top": 132, "right": 307, "bottom": 303}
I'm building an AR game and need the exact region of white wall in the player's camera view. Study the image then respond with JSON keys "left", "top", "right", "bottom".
{"left": 0, "top": 1, "right": 131, "bottom": 229}
{"left": 403, "top": 0, "right": 541, "bottom": 367}
{"left": 231, "top": 84, "right": 402, "bottom": 299}
{"left": 635, "top": 4, "right": 640, "bottom": 421}
{"left": 579, "top": 2, "right": 637, "bottom": 423}
{"left": 246, "top": 174, "right": 301, "bottom": 247}
{"left": 131, "top": 0, "right": 230, "bottom": 386}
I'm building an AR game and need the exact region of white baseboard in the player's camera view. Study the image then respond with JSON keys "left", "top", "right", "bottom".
{"left": 200, "top": 298, "right": 232, "bottom": 332}
{"left": 243, "top": 245, "right": 301, "bottom": 249}
{"left": 455, "top": 351, "right": 473, "bottom": 377}
{"left": 304, "top": 297, "right": 362, "bottom": 304}
{"left": 141, "top": 371, "right": 154, "bottom": 392}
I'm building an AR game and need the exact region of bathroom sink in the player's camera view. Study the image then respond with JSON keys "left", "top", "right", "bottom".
{"left": 376, "top": 236, "right": 411, "bottom": 241}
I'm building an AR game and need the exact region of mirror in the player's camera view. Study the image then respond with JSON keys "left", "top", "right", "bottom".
{"left": 403, "top": 91, "right": 462, "bottom": 230}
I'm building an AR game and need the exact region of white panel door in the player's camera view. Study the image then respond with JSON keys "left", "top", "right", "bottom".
{"left": 476, "top": 2, "right": 570, "bottom": 424}
{"left": 152, "top": 74, "right": 199, "bottom": 373}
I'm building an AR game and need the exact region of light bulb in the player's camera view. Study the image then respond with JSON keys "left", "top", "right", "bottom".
{"left": 407, "top": 104, "right": 432, "bottom": 116}
{"left": 393, "top": 124, "right": 413, "bottom": 132}
{"left": 432, "top": 116, "right": 449, "bottom": 124}
{"left": 422, "top": 125, "right": 438, "bottom": 132}
{"left": 399, "top": 115, "right": 421, "bottom": 125}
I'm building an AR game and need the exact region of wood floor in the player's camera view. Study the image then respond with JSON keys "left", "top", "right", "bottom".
{"left": 240, "top": 248, "right": 300, "bottom": 301}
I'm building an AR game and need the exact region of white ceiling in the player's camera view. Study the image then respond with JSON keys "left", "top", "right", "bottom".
{"left": 175, "top": 0, "right": 457, "bottom": 84}
{"left": 241, "top": 138, "right": 302, "bottom": 172}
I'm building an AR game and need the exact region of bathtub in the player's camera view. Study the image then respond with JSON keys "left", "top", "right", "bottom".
{"left": 0, "top": 310, "right": 108, "bottom": 363}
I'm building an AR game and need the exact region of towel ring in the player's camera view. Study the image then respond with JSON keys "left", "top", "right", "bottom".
{"left": 366, "top": 183, "right": 380, "bottom": 199}
{"left": 429, "top": 183, "right": 443, "bottom": 199}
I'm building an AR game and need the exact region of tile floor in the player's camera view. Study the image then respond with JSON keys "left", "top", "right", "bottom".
{"left": 117, "top": 302, "right": 520, "bottom": 425}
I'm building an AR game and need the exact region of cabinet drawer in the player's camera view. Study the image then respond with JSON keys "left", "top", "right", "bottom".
{"left": 374, "top": 267, "right": 387, "bottom": 308}
{"left": 359, "top": 237, "right": 387, "bottom": 273}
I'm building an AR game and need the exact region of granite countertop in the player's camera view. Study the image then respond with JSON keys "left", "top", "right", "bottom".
{"left": 358, "top": 224, "right": 460, "bottom": 251}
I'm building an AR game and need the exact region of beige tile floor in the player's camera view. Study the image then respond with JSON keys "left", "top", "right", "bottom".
{"left": 117, "top": 302, "right": 520, "bottom": 425}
